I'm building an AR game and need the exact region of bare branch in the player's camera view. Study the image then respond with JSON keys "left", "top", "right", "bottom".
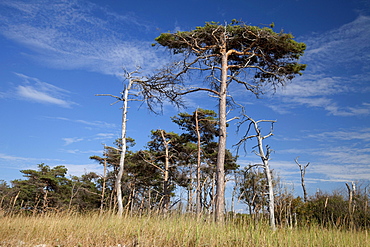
{"left": 138, "top": 151, "right": 165, "bottom": 174}
{"left": 226, "top": 116, "right": 240, "bottom": 123}
{"left": 95, "top": 94, "right": 122, "bottom": 100}
{"left": 295, "top": 156, "right": 310, "bottom": 202}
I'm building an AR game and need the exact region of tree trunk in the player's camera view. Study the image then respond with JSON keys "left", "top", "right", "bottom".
{"left": 116, "top": 79, "right": 133, "bottom": 217}
{"left": 264, "top": 160, "right": 276, "bottom": 231}
{"left": 215, "top": 49, "right": 228, "bottom": 222}
{"left": 257, "top": 135, "right": 276, "bottom": 231}
{"left": 195, "top": 109, "right": 202, "bottom": 216}
{"left": 100, "top": 154, "right": 107, "bottom": 215}
{"left": 187, "top": 161, "right": 194, "bottom": 212}
{"left": 346, "top": 182, "right": 356, "bottom": 228}
{"left": 301, "top": 169, "right": 308, "bottom": 203}
{"left": 295, "top": 157, "right": 309, "bottom": 203}
{"left": 160, "top": 130, "right": 171, "bottom": 212}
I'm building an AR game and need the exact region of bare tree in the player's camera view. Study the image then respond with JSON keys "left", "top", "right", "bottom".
{"left": 100, "top": 144, "right": 108, "bottom": 215}
{"left": 96, "top": 69, "right": 144, "bottom": 217}
{"left": 235, "top": 115, "right": 277, "bottom": 230}
{"left": 159, "top": 129, "right": 171, "bottom": 212}
{"left": 146, "top": 20, "right": 306, "bottom": 221}
{"left": 346, "top": 181, "right": 356, "bottom": 227}
{"left": 96, "top": 64, "right": 184, "bottom": 216}
{"left": 295, "top": 157, "right": 310, "bottom": 202}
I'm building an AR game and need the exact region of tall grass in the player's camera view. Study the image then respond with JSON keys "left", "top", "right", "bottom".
{"left": 0, "top": 211, "right": 368, "bottom": 246}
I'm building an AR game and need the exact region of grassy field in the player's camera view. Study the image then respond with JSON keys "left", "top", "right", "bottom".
{"left": 0, "top": 212, "right": 368, "bottom": 246}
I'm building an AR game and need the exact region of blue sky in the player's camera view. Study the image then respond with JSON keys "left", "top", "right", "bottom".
{"left": 0, "top": 0, "right": 369, "bottom": 204}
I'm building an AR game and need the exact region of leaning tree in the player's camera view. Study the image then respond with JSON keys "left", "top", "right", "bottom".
{"left": 147, "top": 20, "right": 306, "bottom": 221}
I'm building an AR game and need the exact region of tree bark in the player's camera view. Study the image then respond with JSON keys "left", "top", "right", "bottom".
{"left": 256, "top": 135, "right": 276, "bottom": 230}
{"left": 160, "top": 130, "right": 171, "bottom": 212}
{"left": 215, "top": 48, "right": 228, "bottom": 222}
{"left": 195, "top": 109, "right": 202, "bottom": 216}
{"left": 100, "top": 152, "right": 107, "bottom": 215}
{"left": 295, "top": 157, "right": 309, "bottom": 203}
{"left": 116, "top": 78, "right": 133, "bottom": 217}
{"left": 238, "top": 117, "right": 276, "bottom": 230}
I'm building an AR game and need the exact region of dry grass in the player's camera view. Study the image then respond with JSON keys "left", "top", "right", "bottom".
{"left": 0, "top": 212, "right": 368, "bottom": 246}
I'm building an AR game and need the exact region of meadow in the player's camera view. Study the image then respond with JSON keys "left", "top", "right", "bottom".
{"left": 0, "top": 212, "right": 368, "bottom": 247}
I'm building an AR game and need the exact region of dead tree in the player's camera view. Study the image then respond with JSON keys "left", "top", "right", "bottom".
{"left": 235, "top": 114, "right": 277, "bottom": 230}
{"left": 100, "top": 144, "right": 108, "bottom": 215}
{"left": 295, "top": 157, "right": 310, "bottom": 202}
{"left": 96, "top": 69, "right": 144, "bottom": 217}
{"left": 346, "top": 181, "right": 356, "bottom": 227}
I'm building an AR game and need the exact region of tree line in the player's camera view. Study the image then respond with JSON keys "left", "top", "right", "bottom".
{"left": 1, "top": 109, "right": 369, "bottom": 229}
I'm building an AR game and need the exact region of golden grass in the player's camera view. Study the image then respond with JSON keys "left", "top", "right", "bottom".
{"left": 0, "top": 212, "right": 368, "bottom": 246}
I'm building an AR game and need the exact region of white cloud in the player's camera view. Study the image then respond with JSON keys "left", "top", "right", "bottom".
{"left": 0, "top": 153, "right": 62, "bottom": 162}
{"left": 62, "top": 137, "right": 84, "bottom": 146}
{"left": 47, "top": 116, "right": 116, "bottom": 129}
{"left": 307, "top": 127, "right": 370, "bottom": 142}
{"left": 278, "top": 75, "right": 348, "bottom": 98}
{"left": 309, "top": 163, "right": 370, "bottom": 182}
{"left": 0, "top": 0, "right": 164, "bottom": 75}
{"left": 267, "top": 15, "right": 370, "bottom": 116}
{"left": 95, "top": 133, "right": 117, "bottom": 140}
{"left": 61, "top": 149, "right": 102, "bottom": 155}
{"left": 16, "top": 85, "right": 69, "bottom": 107}
{"left": 0, "top": 153, "right": 35, "bottom": 162}
{"left": 325, "top": 103, "right": 370, "bottom": 117}
{"left": 0, "top": 91, "right": 6, "bottom": 98}
{"left": 262, "top": 127, "right": 370, "bottom": 185}
{"left": 267, "top": 156, "right": 370, "bottom": 186}
{"left": 302, "top": 15, "right": 370, "bottom": 68}
{"left": 57, "top": 163, "right": 104, "bottom": 177}
{"left": 312, "top": 146, "right": 370, "bottom": 166}
{"left": 13, "top": 73, "right": 75, "bottom": 107}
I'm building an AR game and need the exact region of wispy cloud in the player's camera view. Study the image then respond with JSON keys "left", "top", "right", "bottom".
{"left": 0, "top": 0, "right": 164, "bottom": 75}
{"left": 61, "top": 163, "right": 104, "bottom": 177}
{"left": 47, "top": 116, "right": 116, "bottom": 129}
{"left": 0, "top": 91, "right": 6, "bottom": 98}
{"left": 302, "top": 15, "right": 370, "bottom": 69}
{"left": 307, "top": 127, "right": 370, "bottom": 141}
{"left": 94, "top": 133, "right": 117, "bottom": 140}
{"left": 309, "top": 163, "right": 370, "bottom": 182}
{"left": 260, "top": 126, "right": 370, "bottom": 185}
{"left": 62, "top": 137, "right": 84, "bottom": 146}
{"left": 268, "top": 15, "right": 370, "bottom": 116}
{"left": 60, "top": 149, "right": 102, "bottom": 155}
{"left": 13, "top": 73, "right": 76, "bottom": 107}
{"left": 0, "top": 153, "right": 62, "bottom": 162}
{"left": 311, "top": 146, "right": 370, "bottom": 166}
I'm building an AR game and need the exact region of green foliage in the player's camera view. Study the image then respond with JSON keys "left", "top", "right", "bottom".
{"left": 297, "top": 189, "right": 370, "bottom": 229}
{"left": 236, "top": 166, "right": 270, "bottom": 214}
{"left": 171, "top": 108, "right": 218, "bottom": 143}
{"left": 10, "top": 163, "right": 71, "bottom": 210}
{"left": 69, "top": 173, "right": 101, "bottom": 211}
{"left": 154, "top": 20, "right": 306, "bottom": 91}
{"left": 3, "top": 164, "right": 103, "bottom": 213}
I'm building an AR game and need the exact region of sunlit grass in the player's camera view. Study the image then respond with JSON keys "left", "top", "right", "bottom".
{"left": 0, "top": 212, "right": 368, "bottom": 246}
